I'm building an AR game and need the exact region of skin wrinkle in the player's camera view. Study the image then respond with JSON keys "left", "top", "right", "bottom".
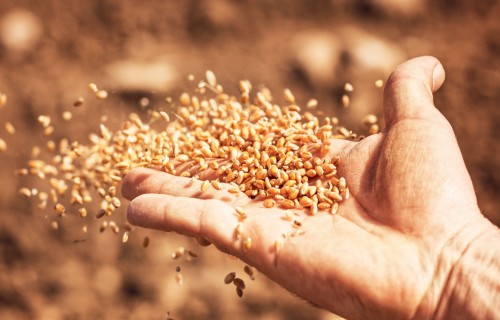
{"left": 122, "top": 57, "right": 499, "bottom": 320}
{"left": 433, "top": 227, "right": 485, "bottom": 319}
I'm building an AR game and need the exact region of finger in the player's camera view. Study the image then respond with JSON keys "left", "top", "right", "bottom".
{"left": 127, "top": 194, "right": 239, "bottom": 254}
{"left": 121, "top": 167, "right": 249, "bottom": 205}
{"left": 326, "top": 138, "right": 357, "bottom": 162}
{"left": 383, "top": 56, "right": 446, "bottom": 127}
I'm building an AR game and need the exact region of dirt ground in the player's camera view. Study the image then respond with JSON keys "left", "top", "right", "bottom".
{"left": 0, "top": 1, "right": 499, "bottom": 319}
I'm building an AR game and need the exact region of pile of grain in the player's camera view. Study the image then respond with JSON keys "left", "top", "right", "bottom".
{"left": 15, "top": 72, "right": 372, "bottom": 234}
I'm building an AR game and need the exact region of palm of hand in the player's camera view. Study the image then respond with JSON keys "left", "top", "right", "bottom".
{"left": 122, "top": 57, "right": 483, "bottom": 320}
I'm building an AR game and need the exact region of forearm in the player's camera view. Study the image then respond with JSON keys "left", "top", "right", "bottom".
{"left": 435, "top": 219, "right": 500, "bottom": 320}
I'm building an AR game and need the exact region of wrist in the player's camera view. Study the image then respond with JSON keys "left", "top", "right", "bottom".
{"left": 433, "top": 217, "right": 500, "bottom": 319}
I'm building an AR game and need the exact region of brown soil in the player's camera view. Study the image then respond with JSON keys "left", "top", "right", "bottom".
{"left": 0, "top": 1, "right": 498, "bottom": 319}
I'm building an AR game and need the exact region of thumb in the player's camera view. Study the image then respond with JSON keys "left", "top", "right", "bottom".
{"left": 383, "top": 56, "right": 446, "bottom": 127}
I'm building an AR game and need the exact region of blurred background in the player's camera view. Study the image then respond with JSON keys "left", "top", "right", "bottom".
{"left": 0, "top": 1, "right": 499, "bottom": 319}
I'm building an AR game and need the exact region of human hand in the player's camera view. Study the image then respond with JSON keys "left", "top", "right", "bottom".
{"left": 121, "top": 56, "right": 499, "bottom": 319}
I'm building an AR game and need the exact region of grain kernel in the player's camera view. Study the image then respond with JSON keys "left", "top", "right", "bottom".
{"left": 236, "top": 287, "right": 243, "bottom": 298}
{"left": 0, "top": 93, "right": 7, "bottom": 108}
{"left": 122, "top": 231, "right": 129, "bottom": 243}
{"left": 263, "top": 198, "right": 276, "bottom": 208}
{"left": 211, "top": 180, "right": 222, "bottom": 190}
{"left": 18, "top": 187, "right": 32, "bottom": 197}
{"left": 95, "top": 90, "right": 108, "bottom": 99}
{"left": 299, "top": 196, "right": 313, "bottom": 207}
{"left": 0, "top": 138, "right": 6, "bottom": 152}
{"left": 200, "top": 180, "right": 210, "bottom": 192}
{"left": 5, "top": 122, "right": 15, "bottom": 134}
{"left": 78, "top": 208, "right": 88, "bottom": 218}
{"left": 243, "top": 237, "right": 253, "bottom": 251}
{"left": 224, "top": 272, "right": 236, "bottom": 284}
{"left": 341, "top": 94, "right": 350, "bottom": 108}
{"left": 73, "top": 97, "right": 84, "bottom": 107}
{"left": 243, "top": 265, "right": 254, "bottom": 277}
{"left": 344, "top": 83, "right": 354, "bottom": 92}
{"left": 233, "top": 278, "right": 246, "bottom": 290}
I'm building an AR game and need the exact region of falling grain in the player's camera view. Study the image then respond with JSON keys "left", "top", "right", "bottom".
{"left": 0, "top": 93, "right": 7, "bottom": 108}
{"left": 5, "top": 122, "right": 15, "bottom": 134}
{"left": 341, "top": 94, "right": 350, "bottom": 108}
{"left": 0, "top": 138, "right": 6, "bottom": 152}
{"left": 73, "top": 97, "right": 84, "bottom": 107}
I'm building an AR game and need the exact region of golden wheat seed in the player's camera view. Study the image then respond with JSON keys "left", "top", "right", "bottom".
{"left": 211, "top": 180, "right": 222, "bottom": 190}
{"left": 236, "top": 222, "right": 244, "bottom": 239}
{"left": 281, "top": 199, "right": 295, "bottom": 209}
{"left": 206, "top": 70, "right": 217, "bottom": 87}
{"left": 51, "top": 221, "right": 59, "bottom": 230}
{"left": 224, "top": 272, "right": 236, "bottom": 284}
{"left": 78, "top": 208, "right": 87, "bottom": 218}
{"left": 283, "top": 88, "right": 295, "bottom": 104}
{"left": 318, "top": 202, "right": 331, "bottom": 210}
{"left": 109, "top": 222, "right": 120, "bottom": 234}
{"left": 99, "top": 221, "right": 109, "bottom": 233}
{"left": 0, "top": 93, "right": 7, "bottom": 108}
{"left": 338, "top": 177, "right": 346, "bottom": 189}
{"left": 62, "top": 111, "right": 73, "bottom": 121}
{"left": 243, "top": 237, "right": 253, "bottom": 251}
{"left": 200, "top": 180, "right": 210, "bottom": 192}
{"left": 299, "top": 196, "right": 313, "bottom": 207}
{"left": 5, "top": 122, "right": 15, "bottom": 134}
{"left": 110, "top": 197, "right": 121, "bottom": 208}
{"left": 18, "top": 187, "right": 32, "bottom": 197}
{"left": 37, "top": 115, "right": 51, "bottom": 128}
{"left": 362, "top": 114, "right": 378, "bottom": 126}
{"left": 263, "top": 199, "right": 276, "bottom": 208}
{"left": 15, "top": 168, "right": 28, "bottom": 176}
{"left": 175, "top": 273, "right": 184, "bottom": 285}
{"left": 171, "top": 251, "right": 182, "bottom": 260}
{"left": 341, "top": 94, "right": 350, "bottom": 108}
{"left": 89, "top": 83, "right": 98, "bottom": 93}
{"left": 343, "top": 187, "right": 350, "bottom": 200}
{"left": 331, "top": 202, "right": 339, "bottom": 214}
{"left": 122, "top": 231, "right": 129, "bottom": 243}
{"left": 310, "top": 202, "right": 318, "bottom": 215}
{"left": 95, "top": 90, "right": 108, "bottom": 100}
{"left": 159, "top": 111, "right": 170, "bottom": 122}
{"left": 368, "top": 124, "right": 379, "bottom": 135}
{"left": 0, "top": 138, "right": 6, "bottom": 152}
{"left": 306, "top": 98, "right": 318, "bottom": 109}
{"left": 43, "top": 126, "right": 54, "bottom": 136}
{"left": 235, "top": 206, "right": 246, "bottom": 218}
{"left": 274, "top": 239, "right": 282, "bottom": 253}
{"left": 55, "top": 203, "right": 66, "bottom": 215}
{"left": 115, "top": 161, "right": 130, "bottom": 170}
{"left": 344, "top": 83, "right": 354, "bottom": 92}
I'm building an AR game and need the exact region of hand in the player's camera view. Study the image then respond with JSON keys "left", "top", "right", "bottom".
{"left": 121, "top": 56, "right": 498, "bottom": 319}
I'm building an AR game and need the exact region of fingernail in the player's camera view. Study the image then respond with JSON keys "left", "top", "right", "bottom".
{"left": 432, "top": 61, "right": 445, "bottom": 91}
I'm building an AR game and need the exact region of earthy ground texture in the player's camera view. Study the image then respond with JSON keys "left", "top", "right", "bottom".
{"left": 0, "top": 1, "right": 499, "bottom": 319}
